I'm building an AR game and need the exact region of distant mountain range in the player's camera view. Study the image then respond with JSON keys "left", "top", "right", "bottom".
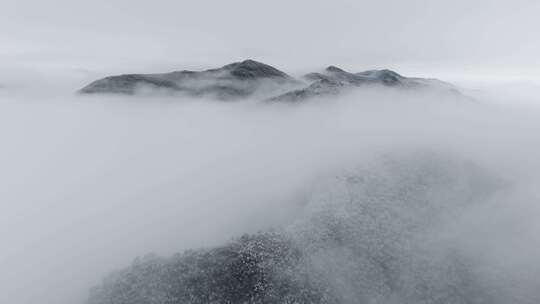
{"left": 79, "top": 59, "right": 462, "bottom": 101}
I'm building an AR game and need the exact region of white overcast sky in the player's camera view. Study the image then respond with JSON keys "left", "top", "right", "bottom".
{"left": 1, "top": 0, "right": 540, "bottom": 79}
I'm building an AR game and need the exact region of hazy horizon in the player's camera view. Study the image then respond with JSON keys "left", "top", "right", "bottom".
{"left": 2, "top": 0, "right": 540, "bottom": 88}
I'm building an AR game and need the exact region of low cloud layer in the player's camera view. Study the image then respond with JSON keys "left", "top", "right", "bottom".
{"left": 1, "top": 83, "right": 540, "bottom": 303}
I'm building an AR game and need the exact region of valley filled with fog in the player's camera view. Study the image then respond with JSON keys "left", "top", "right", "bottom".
{"left": 1, "top": 74, "right": 540, "bottom": 303}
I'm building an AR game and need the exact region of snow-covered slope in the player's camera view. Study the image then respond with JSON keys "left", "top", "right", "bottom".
{"left": 87, "top": 152, "right": 535, "bottom": 304}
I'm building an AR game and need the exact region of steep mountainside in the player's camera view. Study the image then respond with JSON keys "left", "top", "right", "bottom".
{"left": 86, "top": 152, "right": 529, "bottom": 304}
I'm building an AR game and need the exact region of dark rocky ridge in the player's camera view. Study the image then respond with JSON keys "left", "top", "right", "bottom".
{"left": 80, "top": 60, "right": 461, "bottom": 102}
{"left": 269, "top": 66, "right": 461, "bottom": 102}
{"left": 80, "top": 60, "right": 301, "bottom": 100}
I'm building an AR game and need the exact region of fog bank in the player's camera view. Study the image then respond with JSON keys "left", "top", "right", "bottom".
{"left": 1, "top": 85, "right": 540, "bottom": 303}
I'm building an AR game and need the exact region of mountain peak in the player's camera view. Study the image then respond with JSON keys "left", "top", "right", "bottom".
{"left": 224, "top": 59, "right": 267, "bottom": 68}
{"left": 219, "top": 59, "right": 291, "bottom": 80}
{"left": 325, "top": 66, "right": 346, "bottom": 73}
{"left": 239, "top": 59, "right": 265, "bottom": 66}
{"left": 356, "top": 69, "right": 404, "bottom": 84}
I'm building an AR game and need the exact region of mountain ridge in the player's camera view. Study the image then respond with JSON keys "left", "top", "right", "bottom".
{"left": 80, "top": 59, "right": 462, "bottom": 101}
